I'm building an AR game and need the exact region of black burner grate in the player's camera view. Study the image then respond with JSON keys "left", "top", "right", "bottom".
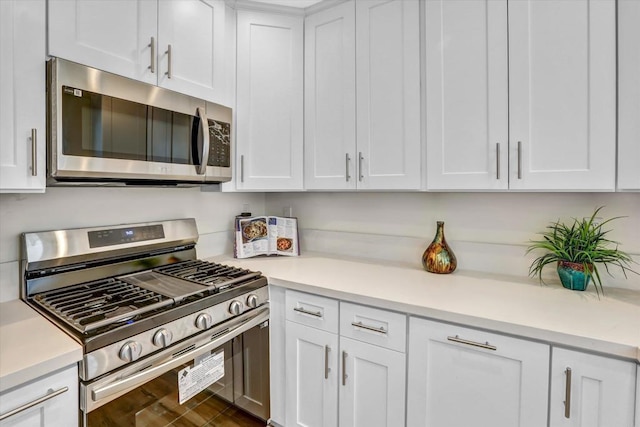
{"left": 33, "top": 277, "right": 173, "bottom": 333}
{"left": 154, "top": 260, "right": 260, "bottom": 289}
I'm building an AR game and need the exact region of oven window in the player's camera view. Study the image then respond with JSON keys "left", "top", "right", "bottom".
{"left": 87, "top": 364, "right": 260, "bottom": 427}
{"left": 61, "top": 86, "right": 196, "bottom": 165}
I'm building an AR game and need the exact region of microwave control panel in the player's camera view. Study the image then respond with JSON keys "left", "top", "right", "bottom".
{"left": 207, "top": 119, "right": 231, "bottom": 167}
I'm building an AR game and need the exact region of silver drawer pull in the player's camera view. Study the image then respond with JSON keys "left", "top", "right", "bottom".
{"left": 293, "top": 307, "right": 322, "bottom": 318}
{"left": 0, "top": 387, "right": 68, "bottom": 421}
{"left": 447, "top": 335, "right": 497, "bottom": 351}
{"left": 351, "top": 321, "right": 387, "bottom": 335}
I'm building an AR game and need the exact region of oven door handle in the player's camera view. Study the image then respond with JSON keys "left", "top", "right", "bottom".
{"left": 90, "top": 306, "right": 269, "bottom": 404}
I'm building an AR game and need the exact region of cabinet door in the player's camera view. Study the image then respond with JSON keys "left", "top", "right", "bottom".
{"left": 339, "top": 336, "right": 406, "bottom": 427}
{"left": 236, "top": 10, "right": 303, "bottom": 190}
{"left": 617, "top": 0, "right": 640, "bottom": 191}
{"left": 285, "top": 321, "right": 338, "bottom": 427}
{"left": 407, "top": 317, "right": 549, "bottom": 427}
{"left": 355, "top": 0, "right": 421, "bottom": 190}
{"left": 508, "top": 0, "right": 616, "bottom": 190}
{"left": 549, "top": 348, "right": 636, "bottom": 427}
{"left": 0, "top": 0, "right": 46, "bottom": 193}
{"left": 425, "top": 0, "right": 508, "bottom": 190}
{"left": 157, "top": 0, "right": 226, "bottom": 103}
{"left": 48, "top": 0, "right": 157, "bottom": 85}
{"left": 0, "top": 365, "right": 78, "bottom": 427}
{"left": 304, "top": 1, "right": 356, "bottom": 190}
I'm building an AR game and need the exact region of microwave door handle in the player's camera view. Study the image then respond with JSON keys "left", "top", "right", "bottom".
{"left": 195, "top": 107, "right": 210, "bottom": 175}
{"left": 90, "top": 306, "right": 269, "bottom": 403}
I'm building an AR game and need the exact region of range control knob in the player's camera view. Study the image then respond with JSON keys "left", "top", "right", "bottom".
{"left": 119, "top": 341, "right": 142, "bottom": 363}
{"left": 195, "top": 313, "right": 213, "bottom": 330}
{"left": 228, "top": 300, "right": 243, "bottom": 316}
{"left": 246, "top": 294, "right": 259, "bottom": 309}
{"left": 152, "top": 328, "right": 173, "bottom": 348}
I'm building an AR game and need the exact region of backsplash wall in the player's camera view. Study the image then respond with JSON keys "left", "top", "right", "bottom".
{"left": 265, "top": 192, "right": 640, "bottom": 290}
{"left": 0, "top": 187, "right": 265, "bottom": 301}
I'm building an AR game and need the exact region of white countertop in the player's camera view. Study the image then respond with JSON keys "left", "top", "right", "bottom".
{"left": 213, "top": 253, "right": 640, "bottom": 362}
{"left": 0, "top": 300, "right": 83, "bottom": 393}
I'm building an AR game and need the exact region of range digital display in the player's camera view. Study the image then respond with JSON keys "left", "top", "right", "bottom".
{"left": 88, "top": 225, "right": 165, "bottom": 248}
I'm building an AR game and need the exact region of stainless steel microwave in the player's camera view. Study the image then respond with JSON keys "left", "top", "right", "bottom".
{"left": 47, "top": 58, "right": 232, "bottom": 185}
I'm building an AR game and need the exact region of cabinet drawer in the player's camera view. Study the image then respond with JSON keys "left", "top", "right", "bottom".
{"left": 285, "top": 290, "right": 338, "bottom": 333}
{"left": 340, "top": 302, "right": 406, "bottom": 352}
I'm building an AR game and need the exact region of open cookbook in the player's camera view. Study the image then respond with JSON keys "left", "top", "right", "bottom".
{"left": 234, "top": 216, "right": 300, "bottom": 258}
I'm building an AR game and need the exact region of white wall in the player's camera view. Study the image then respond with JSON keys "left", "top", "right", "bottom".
{"left": 265, "top": 192, "right": 640, "bottom": 290}
{"left": 0, "top": 187, "right": 265, "bottom": 301}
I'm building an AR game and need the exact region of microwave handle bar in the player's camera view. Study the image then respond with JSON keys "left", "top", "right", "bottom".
{"left": 90, "top": 305, "right": 269, "bottom": 403}
{"left": 196, "top": 107, "right": 210, "bottom": 175}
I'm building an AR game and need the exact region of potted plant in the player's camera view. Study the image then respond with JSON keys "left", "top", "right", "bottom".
{"left": 526, "top": 207, "right": 638, "bottom": 295}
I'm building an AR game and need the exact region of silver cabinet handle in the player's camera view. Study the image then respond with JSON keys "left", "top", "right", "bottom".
{"left": 564, "top": 367, "right": 572, "bottom": 418}
{"left": 517, "top": 140, "right": 522, "bottom": 179}
{"left": 324, "top": 345, "right": 330, "bottom": 379}
{"left": 240, "top": 155, "right": 244, "bottom": 183}
{"left": 496, "top": 142, "right": 500, "bottom": 180}
{"left": 447, "top": 335, "right": 497, "bottom": 351}
{"left": 345, "top": 153, "right": 351, "bottom": 182}
{"left": 195, "top": 107, "right": 210, "bottom": 175}
{"left": 0, "top": 387, "right": 68, "bottom": 421}
{"left": 293, "top": 307, "right": 322, "bottom": 318}
{"left": 165, "top": 44, "right": 172, "bottom": 78}
{"left": 149, "top": 36, "right": 156, "bottom": 73}
{"left": 351, "top": 321, "right": 387, "bottom": 335}
{"left": 342, "top": 351, "right": 348, "bottom": 386}
{"left": 358, "top": 152, "right": 364, "bottom": 181}
{"left": 31, "top": 128, "right": 37, "bottom": 176}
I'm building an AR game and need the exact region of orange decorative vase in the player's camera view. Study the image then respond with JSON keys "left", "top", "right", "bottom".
{"left": 422, "top": 221, "right": 457, "bottom": 274}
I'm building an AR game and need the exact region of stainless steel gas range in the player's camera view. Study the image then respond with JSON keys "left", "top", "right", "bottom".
{"left": 20, "top": 219, "right": 270, "bottom": 426}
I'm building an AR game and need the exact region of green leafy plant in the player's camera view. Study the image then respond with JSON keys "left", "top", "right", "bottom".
{"left": 526, "top": 206, "right": 638, "bottom": 295}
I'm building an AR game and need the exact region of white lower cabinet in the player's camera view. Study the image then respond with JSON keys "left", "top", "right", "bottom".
{"left": 0, "top": 364, "right": 78, "bottom": 427}
{"left": 549, "top": 348, "right": 637, "bottom": 427}
{"left": 339, "top": 336, "right": 405, "bottom": 427}
{"left": 407, "top": 317, "right": 549, "bottom": 427}
{"left": 282, "top": 289, "right": 406, "bottom": 427}
{"left": 285, "top": 320, "right": 338, "bottom": 427}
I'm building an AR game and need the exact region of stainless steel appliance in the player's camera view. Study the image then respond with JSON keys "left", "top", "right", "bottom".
{"left": 20, "top": 219, "right": 269, "bottom": 426}
{"left": 47, "top": 58, "right": 232, "bottom": 185}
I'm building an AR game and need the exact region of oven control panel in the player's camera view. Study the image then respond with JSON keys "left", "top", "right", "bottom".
{"left": 80, "top": 285, "right": 269, "bottom": 381}
{"left": 88, "top": 224, "right": 165, "bottom": 248}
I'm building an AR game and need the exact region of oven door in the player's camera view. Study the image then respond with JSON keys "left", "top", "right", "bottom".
{"left": 80, "top": 305, "right": 268, "bottom": 426}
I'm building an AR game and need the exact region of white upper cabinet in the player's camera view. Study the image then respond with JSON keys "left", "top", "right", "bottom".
{"left": 0, "top": 0, "right": 46, "bottom": 193}
{"left": 508, "top": 0, "right": 616, "bottom": 191}
{"left": 424, "top": 0, "right": 509, "bottom": 190}
{"left": 305, "top": 0, "right": 421, "bottom": 191}
{"left": 355, "top": 0, "right": 421, "bottom": 190}
{"left": 48, "top": 0, "right": 227, "bottom": 104}
{"left": 236, "top": 10, "right": 304, "bottom": 191}
{"left": 549, "top": 348, "right": 636, "bottom": 427}
{"left": 617, "top": 0, "right": 640, "bottom": 191}
{"left": 156, "top": 0, "right": 226, "bottom": 103}
{"left": 48, "top": 0, "right": 158, "bottom": 85}
{"left": 304, "top": 1, "right": 356, "bottom": 190}
{"left": 426, "top": 0, "right": 616, "bottom": 191}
